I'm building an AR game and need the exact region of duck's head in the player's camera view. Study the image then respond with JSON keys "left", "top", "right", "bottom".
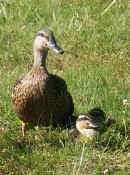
{"left": 76, "top": 114, "right": 99, "bottom": 130}
{"left": 76, "top": 114, "right": 99, "bottom": 138}
{"left": 34, "top": 29, "right": 64, "bottom": 54}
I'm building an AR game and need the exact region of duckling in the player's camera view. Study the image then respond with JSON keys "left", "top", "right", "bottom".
{"left": 76, "top": 108, "right": 106, "bottom": 138}
{"left": 11, "top": 29, "right": 74, "bottom": 136}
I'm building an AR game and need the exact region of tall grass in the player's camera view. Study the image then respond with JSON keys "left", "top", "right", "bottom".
{"left": 0, "top": 0, "right": 130, "bottom": 174}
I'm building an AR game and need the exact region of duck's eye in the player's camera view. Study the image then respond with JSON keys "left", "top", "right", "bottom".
{"left": 78, "top": 117, "right": 89, "bottom": 121}
{"left": 38, "top": 33, "right": 49, "bottom": 40}
{"left": 38, "top": 33, "right": 44, "bottom": 37}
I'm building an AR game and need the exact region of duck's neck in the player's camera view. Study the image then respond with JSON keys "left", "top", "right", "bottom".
{"left": 33, "top": 49, "right": 48, "bottom": 67}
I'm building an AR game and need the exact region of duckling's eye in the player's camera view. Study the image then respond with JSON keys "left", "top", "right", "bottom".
{"left": 38, "top": 33, "right": 44, "bottom": 37}
{"left": 38, "top": 33, "right": 49, "bottom": 40}
{"left": 78, "top": 117, "right": 89, "bottom": 121}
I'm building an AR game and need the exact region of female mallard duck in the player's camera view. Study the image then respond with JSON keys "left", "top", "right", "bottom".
{"left": 11, "top": 29, "right": 74, "bottom": 136}
{"left": 76, "top": 108, "right": 106, "bottom": 138}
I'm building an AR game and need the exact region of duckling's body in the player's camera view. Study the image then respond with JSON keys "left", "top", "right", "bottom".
{"left": 11, "top": 29, "right": 74, "bottom": 135}
{"left": 76, "top": 108, "right": 105, "bottom": 138}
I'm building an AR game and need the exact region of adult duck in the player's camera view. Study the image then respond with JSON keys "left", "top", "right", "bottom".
{"left": 11, "top": 29, "right": 74, "bottom": 136}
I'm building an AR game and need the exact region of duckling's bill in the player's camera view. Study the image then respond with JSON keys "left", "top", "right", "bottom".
{"left": 87, "top": 120, "right": 98, "bottom": 129}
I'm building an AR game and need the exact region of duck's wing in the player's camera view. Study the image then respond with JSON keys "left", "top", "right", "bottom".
{"left": 49, "top": 74, "right": 67, "bottom": 91}
{"left": 44, "top": 73, "right": 74, "bottom": 122}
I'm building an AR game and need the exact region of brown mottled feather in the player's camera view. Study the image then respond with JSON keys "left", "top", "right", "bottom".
{"left": 11, "top": 65, "right": 74, "bottom": 126}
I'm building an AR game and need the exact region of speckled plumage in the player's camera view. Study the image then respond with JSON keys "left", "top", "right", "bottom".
{"left": 11, "top": 29, "right": 74, "bottom": 133}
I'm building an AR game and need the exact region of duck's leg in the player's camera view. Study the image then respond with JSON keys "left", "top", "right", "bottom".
{"left": 22, "top": 121, "right": 26, "bottom": 136}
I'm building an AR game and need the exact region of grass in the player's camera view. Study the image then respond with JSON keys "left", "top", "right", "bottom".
{"left": 0, "top": 0, "right": 130, "bottom": 174}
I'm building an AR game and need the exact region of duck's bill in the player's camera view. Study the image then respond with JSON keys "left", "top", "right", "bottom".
{"left": 49, "top": 43, "right": 64, "bottom": 54}
{"left": 88, "top": 121, "right": 98, "bottom": 128}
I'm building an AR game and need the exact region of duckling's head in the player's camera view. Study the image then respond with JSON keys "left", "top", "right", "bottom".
{"left": 76, "top": 114, "right": 99, "bottom": 138}
{"left": 76, "top": 114, "right": 99, "bottom": 129}
{"left": 34, "top": 29, "right": 64, "bottom": 54}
